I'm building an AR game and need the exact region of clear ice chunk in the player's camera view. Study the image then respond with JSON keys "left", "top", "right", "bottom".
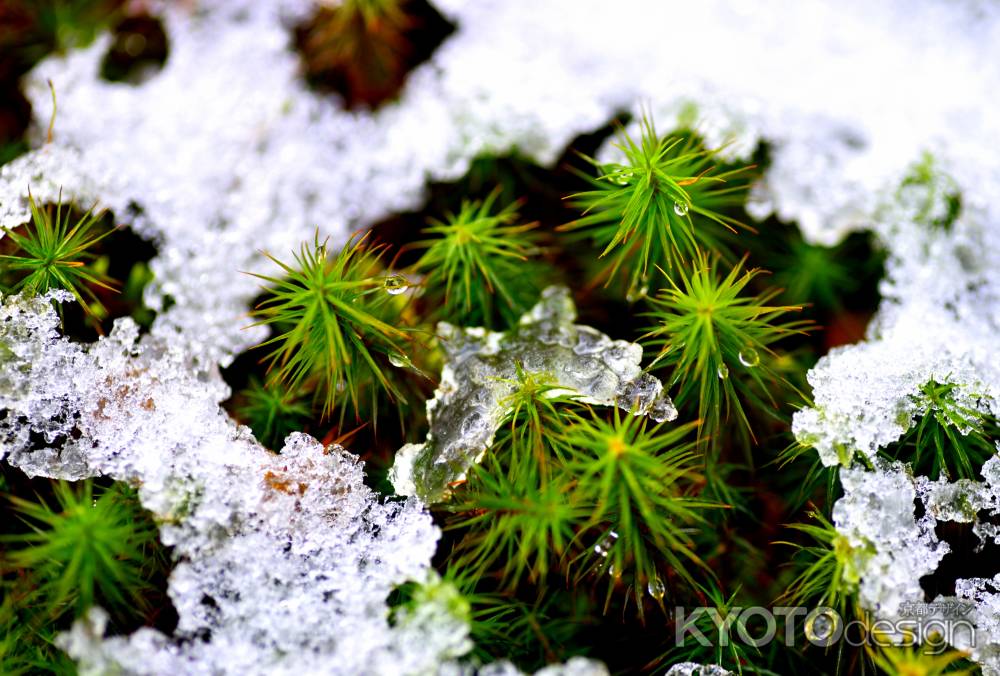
{"left": 389, "top": 286, "right": 678, "bottom": 503}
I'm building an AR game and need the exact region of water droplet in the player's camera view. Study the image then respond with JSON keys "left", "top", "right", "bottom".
{"left": 625, "top": 282, "right": 648, "bottom": 303}
{"left": 593, "top": 530, "right": 619, "bottom": 557}
{"left": 738, "top": 348, "right": 760, "bottom": 368}
{"left": 804, "top": 609, "right": 840, "bottom": 644}
{"left": 607, "top": 562, "right": 620, "bottom": 579}
{"left": 608, "top": 167, "right": 633, "bottom": 185}
{"left": 384, "top": 274, "right": 409, "bottom": 295}
{"left": 717, "top": 364, "right": 729, "bottom": 380}
{"left": 673, "top": 200, "right": 689, "bottom": 217}
{"left": 386, "top": 351, "right": 429, "bottom": 379}
{"left": 647, "top": 576, "right": 665, "bottom": 601}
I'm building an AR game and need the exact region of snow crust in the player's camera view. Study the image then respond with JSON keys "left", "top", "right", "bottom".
{"left": 1, "top": 0, "right": 999, "bottom": 672}
{"left": 832, "top": 458, "right": 1000, "bottom": 672}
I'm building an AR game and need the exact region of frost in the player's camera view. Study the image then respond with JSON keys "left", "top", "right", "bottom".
{"left": 792, "top": 342, "right": 997, "bottom": 468}
{"left": 954, "top": 575, "right": 1000, "bottom": 663}
{"left": 795, "top": 128, "right": 997, "bottom": 645}
{"left": 1, "top": 290, "right": 618, "bottom": 673}
{"left": 388, "top": 286, "right": 677, "bottom": 503}
{"left": 831, "top": 460, "right": 1000, "bottom": 672}
{"left": 790, "top": 135, "right": 999, "bottom": 468}
{"left": 780, "top": 13, "right": 1000, "bottom": 669}
{"left": 2, "top": 0, "right": 997, "bottom": 362}
{"left": 918, "top": 476, "right": 983, "bottom": 523}
{"left": 531, "top": 660, "right": 610, "bottom": 676}
{"left": 391, "top": 571, "right": 475, "bottom": 664}
{"left": 833, "top": 464, "right": 948, "bottom": 618}
{"left": 0, "top": 146, "right": 102, "bottom": 227}
{"left": 0, "top": 293, "right": 457, "bottom": 675}
{"left": 1, "top": 0, "right": 999, "bottom": 671}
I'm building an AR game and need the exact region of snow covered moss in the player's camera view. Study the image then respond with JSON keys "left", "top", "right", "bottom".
{"left": 0, "top": 292, "right": 453, "bottom": 673}
{"left": 2, "top": 0, "right": 1000, "bottom": 672}
{"left": 829, "top": 460, "right": 1000, "bottom": 673}
{"left": 790, "top": 144, "right": 1000, "bottom": 674}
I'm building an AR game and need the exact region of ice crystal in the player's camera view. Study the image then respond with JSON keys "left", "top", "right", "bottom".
{"left": 833, "top": 464, "right": 948, "bottom": 618}
{"left": 1, "top": 0, "right": 997, "bottom": 360}
{"left": 389, "top": 286, "right": 677, "bottom": 503}
{"left": 789, "top": 107, "right": 999, "bottom": 467}
{"left": 0, "top": 293, "right": 458, "bottom": 674}
{"left": 781, "top": 33, "right": 999, "bottom": 671}
{"left": 781, "top": 78, "right": 999, "bottom": 674}
{"left": 802, "top": 199, "right": 1000, "bottom": 667}
{"left": 1, "top": 291, "right": 617, "bottom": 674}
{"left": 830, "top": 460, "right": 1000, "bottom": 672}
{"left": 2, "top": 0, "right": 999, "bottom": 671}
{"left": 790, "top": 191, "right": 1000, "bottom": 467}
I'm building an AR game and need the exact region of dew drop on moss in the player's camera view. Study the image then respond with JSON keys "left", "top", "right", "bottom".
{"left": 384, "top": 274, "right": 409, "bottom": 295}
{"left": 593, "top": 530, "right": 618, "bottom": 557}
{"left": 608, "top": 167, "right": 632, "bottom": 185}
{"left": 625, "top": 282, "right": 648, "bottom": 303}
{"left": 739, "top": 348, "right": 760, "bottom": 367}
{"left": 647, "top": 576, "right": 665, "bottom": 601}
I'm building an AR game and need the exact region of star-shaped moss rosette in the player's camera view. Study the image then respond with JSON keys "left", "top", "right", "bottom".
{"left": 389, "top": 285, "right": 678, "bottom": 503}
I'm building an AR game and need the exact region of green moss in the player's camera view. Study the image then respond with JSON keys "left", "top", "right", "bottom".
{"left": 560, "top": 115, "right": 756, "bottom": 292}
{"left": 898, "top": 151, "right": 962, "bottom": 230}
{"left": 247, "top": 233, "right": 414, "bottom": 422}
{"left": 409, "top": 190, "right": 547, "bottom": 329}
{"left": 883, "top": 380, "right": 997, "bottom": 480}
{"left": 0, "top": 479, "right": 168, "bottom": 673}
{"left": 641, "top": 249, "right": 811, "bottom": 440}
{"left": 0, "top": 192, "right": 117, "bottom": 317}
{"left": 234, "top": 377, "right": 313, "bottom": 450}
